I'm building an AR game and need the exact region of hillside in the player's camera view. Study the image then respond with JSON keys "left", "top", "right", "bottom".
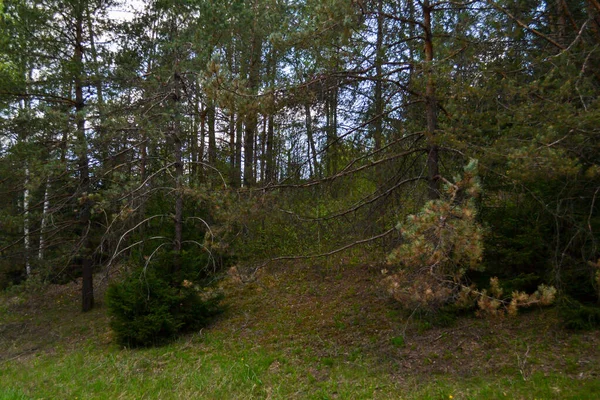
{"left": 1, "top": 261, "right": 599, "bottom": 399}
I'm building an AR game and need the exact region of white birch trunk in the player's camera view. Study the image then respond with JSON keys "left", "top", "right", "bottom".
{"left": 38, "top": 178, "right": 50, "bottom": 260}
{"left": 24, "top": 165, "right": 31, "bottom": 276}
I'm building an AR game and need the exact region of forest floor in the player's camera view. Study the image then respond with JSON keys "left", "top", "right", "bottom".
{"left": 1, "top": 258, "right": 599, "bottom": 399}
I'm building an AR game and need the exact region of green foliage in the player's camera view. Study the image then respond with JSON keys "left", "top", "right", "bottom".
{"left": 558, "top": 297, "right": 600, "bottom": 331}
{"left": 390, "top": 336, "right": 405, "bottom": 348}
{"left": 0, "top": 259, "right": 25, "bottom": 290}
{"left": 106, "top": 256, "right": 223, "bottom": 347}
{"left": 384, "top": 161, "right": 558, "bottom": 316}
{"left": 385, "top": 159, "right": 485, "bottom": 310}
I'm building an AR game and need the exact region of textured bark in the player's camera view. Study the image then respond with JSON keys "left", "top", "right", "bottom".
{"left": 325, "top": 88, "right": 338, "bottom": 176}
{"left": 243, "top": 30, "right": 262, "bottom": 187}
{"left": 38, "top": 178, "right": 50, "bottom": 260}
{"left": 244, "top": 113, "right": 257, "bottom": 186}
{"left": 235, "top": 115, "right": 243, "bottom": 187}
{"left": 23, "top": 165, "right": 30, "bottom": 276}
{"left": 265, "top": 49, "right": 276, "bottom": 183}
{"left": 207, "top": 103, "right": 217, "bottom": 165}
{"left": 190, "top": 85, "right": 200, "bottom": 183}
{"left": 74, "top": 4, "right": 94, "bottom": 312}
{"left": 305, "top": 103, "right": 319, "bottom": 178}
{"left": 228, "top": 111, "right": 236, "bottom": 185}
{"left": 172, "top": 65, "right": 184, "bottom": 272}
{"left": 260, "top": 115, "right": 266, "bottom": 181}
{"left": 266, "top": 114, "right": 275, "bottom": 183}
{"left": 373, "top": 0, "right": 384, "bottom": 151}
{"left": 423, "top": 0, "right": 440, "bottom": 201}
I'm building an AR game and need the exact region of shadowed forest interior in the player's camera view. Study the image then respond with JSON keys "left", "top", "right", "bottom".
{"left": 1, "top": 0, "right": 599, "bottom": 397}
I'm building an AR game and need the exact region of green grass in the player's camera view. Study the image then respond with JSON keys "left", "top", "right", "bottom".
{"left": 1, "top": 262, "right": 599, "bottom": 399}
{"left": 2, "top": 341, "right": 599, "bottom": 399}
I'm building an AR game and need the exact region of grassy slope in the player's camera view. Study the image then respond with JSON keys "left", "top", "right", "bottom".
{"left": 1, "top": 260, "right": 599, "bottom": 399}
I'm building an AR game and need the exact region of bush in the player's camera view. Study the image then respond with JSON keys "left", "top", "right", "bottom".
{"left": 384, "top": 160, "right": 557, "bottom": 316}
{"left": 558, "top": 297, "right": 600, "bottom": 331}
{"left": 106, "top": 264, "right": 222, "bottom": 347}
{"left": 384, "top": 159, "right": 485, "bottom": 311}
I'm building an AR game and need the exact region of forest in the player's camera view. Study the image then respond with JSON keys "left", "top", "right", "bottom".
{"left": 1, "top": 0, "right": 600, "bottom": 398}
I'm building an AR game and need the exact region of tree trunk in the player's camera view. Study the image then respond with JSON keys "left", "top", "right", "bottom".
{"left": 265, "top": 48, "right": 276, "bottom": 184}
{"left": 244, "top": 116, "right": 256, "bottom": 186}
{"left": 305, "top": 103, "right": 319, "bottom": 178}
{"left": 373, "top": 0, "right": 384, "bottom": 151}
{"left": 325, "top": 88, "right": 338, "bottom": 176}
{"left": 172, "top": 66, "right": 184, "bottom": 273}
{"left": 266, "top": 113, "right": 275, "bottom": 183}
{"left": 260, "top": 115, "right": 266, "bottom": 182}
{"left": 243, "top": 31, "right": 262, "bottom": 187}
{"left": 167, "top": 4, "right": 185, "bottom": 276}
{"left": 38, "top": 178, "right": 50, "bottom": 260}
{"left": 190, "top": 84, "right": 200, "bottom": 184}
{"left": 423, "top": 0, "right": 440, "bottom": 200}
{"left": 235, "top": 115, "right": 243, "bottom": 187}
{"left": 228, "top": 110, "right": 236, "bottom": 185}
{"left": 74, "top": 4, "right": 94, "bottom": 312}
{"left": 199, "top": 104, "right": 206, "bottom": 183}
{"left": 23, "top": 165, "right": 30, "bottom": 276}
{"left": 208, "top": 102, "right": 217, "bottom": 165}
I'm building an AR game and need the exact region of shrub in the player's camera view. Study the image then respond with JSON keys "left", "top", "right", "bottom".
{"left": 106, "top": 263, "right": 222, "bottom": 347}
{"left": 558, "top": 297, "right": 600, "bottom": 331}
{"left": 384, "top": 159, "right": 485, "bottom": 310}
{"left": 384, "top": 160, "right": 556, "bottom": 316}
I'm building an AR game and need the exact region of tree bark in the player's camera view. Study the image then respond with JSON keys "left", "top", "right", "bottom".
{"left": 423, "top": 0, "right": 440, "bottom": 200}
{"left": 265, "top": 48, "right": 276, "bottom": 183}
{"left": 74, "top": 4, "right": 94, "bottom": 312}
{"left": 325, "top": 88, "right": 338, "bottom": 176}
{"left": 243, "top": 30, "right": 262, "bottom": 187}
{"left": 207, "top": 102, "right": 217, "bottom": 165}
{"left": 23, "top": 165, "right": 30, "bottom": 276}
{"left": 266, "top": 113, "right": 275, "bottom": 183}
{"left": 228, "top": 110, "right": 236, "bottom": 185}
{"left": 373, "top": 0, "right": 384, "bottom": 151}
{"left": 235, "top": 115, "right": 243, "bottom": 187}
{"left": 305, "top": 103, "right": 319, "bottom": 178}
{"left": 38, "top": 178, "right": 50, "bottom": 260}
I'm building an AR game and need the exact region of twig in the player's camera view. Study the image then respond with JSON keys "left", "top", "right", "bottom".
{"left": 244, "top": 227, "right": 397, "bottom": 282}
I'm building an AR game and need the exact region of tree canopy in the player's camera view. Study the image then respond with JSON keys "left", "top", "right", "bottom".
{"left": 1, "top": 0, "right": 598, "bottom": 326}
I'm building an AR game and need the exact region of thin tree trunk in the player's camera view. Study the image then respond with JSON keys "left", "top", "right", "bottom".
{"left": 266, "top": 113, "right": 275, "bottom": 183}
{"left": 21, "top": 74, "right": 32, "bottom": 276}
{"left": 23, "top": 165, "right": 30, "bottom": 276}
{"left": 265, "top": 48, "right": 276, "bottom": 184}
{"left": 140, "top": 130, "right": 147, "bottom": 182}
{"left": 74, "top": 5, "right": 94, "bottom": 312}
{"left": 199, "top": 104, "right": 206, "bottom": 183}
{"left": 228, "top": 110, "right": 236, "bottom": 185}
{"left": 373, "top": 0, "right": 384, "bottom": 151}
{"left": 38, "top": 178, "right": 50, "bottom": 260}
{"left": 305, "top": 103, "right": 319, "bottom": 178}
{"left": 260, "top": 115, "right": 266, "bottom": 182}
{"left": 208, "top": 103, "right": 216, "bottom": 165}
{"left": 326, "top": 88, "right": 338, "bottom": 176}
{"left": 244, "top": 117, "right": 256, "bottom": 186}
{"left": 174, "top": 122, "right": 183, "bottom": 257}
{"left": 86, "top": 6, "right": 104, "bottom": 109}
{"left": 190, "top": 85, "right": 200, "bottom": 184}
{"left": 423, "top": 0, "right": 440, "bottom": 200}
{"left": 172, "top": 74, "right": 184, "bottom": 276}
{"left": 171, "top": 47, "right": 184, "bottom": 272}
{"left": 235, "top": 115, "right": 243, "bottom": 187}
{"left": 243, "top": 31, "right": 262, "bottom": 187}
